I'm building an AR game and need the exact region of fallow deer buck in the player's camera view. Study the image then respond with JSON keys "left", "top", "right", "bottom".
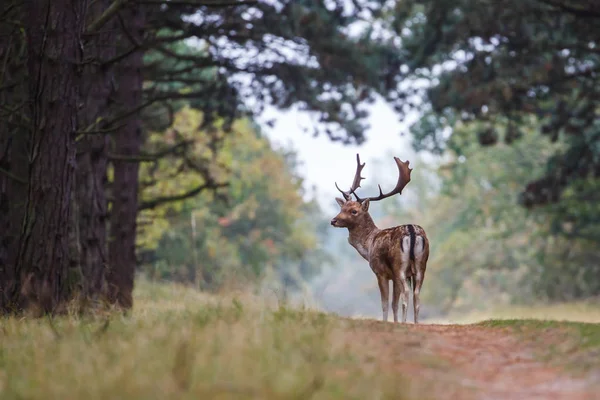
{"left": 330, "top": 154, "right": 429, "bottom": 323}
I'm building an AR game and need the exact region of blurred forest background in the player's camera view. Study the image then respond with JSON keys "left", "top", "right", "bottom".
{"left": 0, "top": 0, "right": 598, "bottom": 317}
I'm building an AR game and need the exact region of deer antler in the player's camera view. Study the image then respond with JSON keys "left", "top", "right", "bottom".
{"left": 335, "top": 153, "right": 365, "bottom": 201}
{"left": 353, "top": 157, "right": 412, "bottom": 203}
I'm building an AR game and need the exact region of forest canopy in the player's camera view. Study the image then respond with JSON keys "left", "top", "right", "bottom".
{"left": 0, "top": 0, "right": 598, "bottom": 315}
{"left": 137, "top": 107, "right": 328, "bottom": 291}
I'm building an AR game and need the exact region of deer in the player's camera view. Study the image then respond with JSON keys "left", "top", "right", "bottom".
{"left": 330, "top": 154, "right": 429, "bottom": 324}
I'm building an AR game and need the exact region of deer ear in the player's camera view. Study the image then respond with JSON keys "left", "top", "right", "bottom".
{"left": 335, "top": 197, "right": 346, "bottom": 207}
{"left": 361, "top": 198, "right": 370, "bottom": 211}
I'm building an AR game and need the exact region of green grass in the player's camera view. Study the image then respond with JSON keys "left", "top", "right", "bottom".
{"left": 0, "top": 280, "right": 414, "bottom": 400}
{"left": 476, "top": 318, "right": 600, "bottom": 372}
{"left": 477, "top": 318, "right": 600, "bottom": 347}
{"left": 430, "top": 301, "right": 600, "bottom": 325}
{"left": 478, "top": 319, "right": 600, "bottom": 343}
{"left": 3, "top": 280, "right": 600, "bottom": 399}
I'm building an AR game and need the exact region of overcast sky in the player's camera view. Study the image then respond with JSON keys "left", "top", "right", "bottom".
{"left": 257, "top": 97, "right": 420, "bottom": 213}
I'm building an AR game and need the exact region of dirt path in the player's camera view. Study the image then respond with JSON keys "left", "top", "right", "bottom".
{"left": 341, "top": 321, "right": 600, "bottom": 400}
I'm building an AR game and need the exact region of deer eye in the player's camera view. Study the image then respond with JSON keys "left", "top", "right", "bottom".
{"left": 351, "top": 210, "right": 358, "bottom": 215}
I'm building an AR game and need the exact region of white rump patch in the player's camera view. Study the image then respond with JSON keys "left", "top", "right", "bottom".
{"left": 414, "top": 236, "right": 425, "bottom": 256}
{"left": 401, "top": 236, "right": 411, "bottom": 263}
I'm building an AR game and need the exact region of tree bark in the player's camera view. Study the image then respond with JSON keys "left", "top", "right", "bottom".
{"left": 75, "top": 0, "right": 116, "bottom": 303}
{"left": 107, "top": 4, "right": 146, "bottom": 309}
{"left": 0, "top": 2, "right": 29, "bottom": 313}
{"left": 0, "top": 18, "right": 15, "bottom": 312}
{"left": 16, "top": 0, "right": 86, "bottom": 314}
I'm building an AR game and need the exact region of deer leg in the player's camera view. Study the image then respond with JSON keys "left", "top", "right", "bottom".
{"left": 376, "top": 275, "right": 389, "bottom": 322}
{"left": 413, "top": 267, "right": 427, "bottom": 324}
{"left": 392, "top": 278, "right": 401, "bottom": 323}
{"left": 413, "top": 271, "right": 423, "bottom": 324}
{"left": 400, "top": 273, "right": 410, "bottom": 323}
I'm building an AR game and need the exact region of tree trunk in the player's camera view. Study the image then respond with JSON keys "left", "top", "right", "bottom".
{"left": 75, "top": 0, "right": 115, "bottom": 304}
{"left": 0, "top": 125, "right": 19, "bottom": 313}
{"left": 0, "top": 27, "right": 14, "bottom": 311}
{"left": 0, "top": 2, "right": 29, "bottom": 313}
{"left": 1, "top": 128, "right": 29, "bottom": 313}
{"left": 16, "top": 0, "right": 86, "bottom": 314}
{"left": 107, "top": 4, "right": 146, "bottom": 309}
{"left": 75, "top": 137, "right": 110, "bottom": 301}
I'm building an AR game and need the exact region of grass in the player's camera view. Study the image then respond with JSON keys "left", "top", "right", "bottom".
{"left": 428, "top": 301, "right": 600, "bottom": 325}
{"left": 476, "top": 318, "right": 600, "bottom": 373}
{"left": 2, "top": 280, "right": 600, "bottom": 399}
{"left": 478, "top": 319, "right": 600, "bottom": 344}
{"left": 0, "top": 280, "right": 416, "bottom": 400}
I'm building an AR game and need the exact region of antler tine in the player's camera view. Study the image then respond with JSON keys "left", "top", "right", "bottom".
{"left": 363, "top": 157, "right": 412, "bottom": 202}
{"left": 335, "top": 153, "right": 366, "bottom": 201}
{"left": 335, "top": 181, "right": 352, "bottom": 200}
{"left": 349, "top": 187, "right": 363, "bottom": 202}
{"left": 350, "top": 153, "right": 366, "bottom": 195}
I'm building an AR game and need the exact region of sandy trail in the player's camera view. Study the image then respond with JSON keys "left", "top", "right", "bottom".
{"left": 342, "top": 321, "right": 600, "bottom": 400}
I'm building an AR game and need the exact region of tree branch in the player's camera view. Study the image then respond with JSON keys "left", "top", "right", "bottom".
{"left": 152, "top": 44, "right": 214, "bottom": 64}
{"left": 104, "top": 88, "right": 216, "bottom": 128}
{"left": 117, "top": 10, "right": 143, "bottom": 47}
{"left": 138, "top": 182, "right": 228, "bottom": 210}
{"left": 143, "top": 63, "right": 202, "bottom": 77}
{"left": 136, "top": 0, "right": 257, "bottom": 7}
{"left": 102, "top": 45, "right": 140, "bottom": 67}
{"left": 86, "top": 0, "right": 128, "bottom": 34}
{"left": 0, "top": 167, "right": 27, "bottom": 184}
{"left": 147, "top": 77, "right": 214, "bottom": 85}
{"left": 108, "top": 139, "right": 193, "bottom": 161}
{"left": 76, "top": 123, "right": 127, "bottom": 136}
{"left": 535, "top": 0, "right": 600, "bottom": 19}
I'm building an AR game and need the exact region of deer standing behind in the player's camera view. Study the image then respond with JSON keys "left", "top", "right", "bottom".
{"left": 330, "top": 154, "right": 429, "bottom": 323}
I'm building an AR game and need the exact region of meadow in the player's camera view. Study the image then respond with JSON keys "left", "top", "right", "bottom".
{"left": 1, "top": 280, "right": 599, "bottom": 400}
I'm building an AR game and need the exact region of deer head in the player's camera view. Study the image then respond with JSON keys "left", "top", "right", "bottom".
{"left": 330, "top": 153, "right": 412, "bottom": 228}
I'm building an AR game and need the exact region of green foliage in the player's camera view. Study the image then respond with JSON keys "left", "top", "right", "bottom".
{"left": 380, "top": 120, "right": 599, "bottom": 309}
{"left": 138, "top": 107, "right": 329, "bottom": 291}
{"left": 369, "top": 0, "right": 600, "bottom": 306}
{"left": 387, "top": 0, "right": 600, "bottom": 234}
{"left": 141, "top": 29, "right": 233, "bottom": 133}
{"left": 151, "top": 0, "right": 405, "bottom": 143}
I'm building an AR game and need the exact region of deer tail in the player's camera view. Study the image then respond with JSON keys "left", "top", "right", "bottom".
{"left": 407, "top": 224, "right": 416, "bottom": 262}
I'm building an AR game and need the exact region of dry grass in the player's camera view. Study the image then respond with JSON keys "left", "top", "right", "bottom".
{"left": 426, "top": 301, "right": 600, "bottom": 325}
{"left": 0, "top": 280, "right": 415, "bottom": 400}
{"left": 4, "top": 280, "right": 599, "bottom": 400}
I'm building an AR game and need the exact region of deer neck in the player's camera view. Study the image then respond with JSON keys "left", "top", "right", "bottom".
{"left": 347, "top": 216, "right": 379, "bottom": 260}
